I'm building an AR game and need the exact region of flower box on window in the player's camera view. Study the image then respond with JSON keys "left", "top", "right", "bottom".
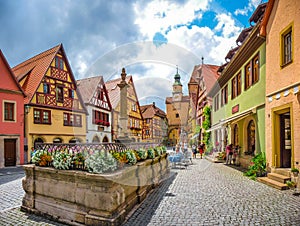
{"left": 95, "top": 119, "right": 104, "bottom": 125}
{"left": 104, "top": 121, "right": 110, "bottom": 127}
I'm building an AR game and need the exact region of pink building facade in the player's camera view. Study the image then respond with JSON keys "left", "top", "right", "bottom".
{"left": 0, "top": 50, "right": 25, "bottom": 168}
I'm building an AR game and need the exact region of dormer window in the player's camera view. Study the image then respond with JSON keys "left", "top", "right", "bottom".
{"left": 43, "top": 83, "right": 50, "bottom": 94}
{"left": 55, "top": 56, "right": 64, "bottom": 70}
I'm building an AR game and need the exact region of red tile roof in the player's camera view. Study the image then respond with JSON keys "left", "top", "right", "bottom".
{"left": 0, "top": 50, "right": 25, "bottom": 96}
{"left": 12, "top": 44, "right": 61, "bottom": 104}
{"left": 76, "top": 76, "right": 104, "bottom": 103}
{"left": 140, "top": 103, "right": 166, "bottom": 119}
{"left": 105, "top": 75, "right": 133, "bottom": 109}
{"left": 200, "top": 64, "right": 220, "bottom": 94}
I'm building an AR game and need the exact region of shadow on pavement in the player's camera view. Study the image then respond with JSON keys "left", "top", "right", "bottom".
{"left": 122, "top": 171, "right": 177, "bottom": 226}
{"left": 0, "top": 166, "right": 25, "bottom": 185}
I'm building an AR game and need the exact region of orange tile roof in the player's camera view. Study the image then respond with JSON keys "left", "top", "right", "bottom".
{"left": 12, "top": 44, "right": 61, "bottom": 104}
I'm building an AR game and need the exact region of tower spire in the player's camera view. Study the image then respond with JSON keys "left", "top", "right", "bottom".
{"left": 174, "top": 65, "right": 181, "bottom": 85}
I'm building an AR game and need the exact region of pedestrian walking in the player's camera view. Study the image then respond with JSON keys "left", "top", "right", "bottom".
{"left": 226, "top": 144, "right": 233, "bottom": 164}
{"left": 198, "top": 143, "right": 204, "bottom": 159}
{"left": 192, "top": 144, "right": 197, "bottom": 158}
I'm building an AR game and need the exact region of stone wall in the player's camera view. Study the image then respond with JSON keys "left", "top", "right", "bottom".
{"left": 21, "top": 154, "right": 169, "bottom": 226}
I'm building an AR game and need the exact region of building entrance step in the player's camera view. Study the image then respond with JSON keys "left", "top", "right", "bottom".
{"left": 257, "top": 177, "right": 289, "bottom": 190}
{"left": 267, "top": 172, "right": 291, "bottom": 184}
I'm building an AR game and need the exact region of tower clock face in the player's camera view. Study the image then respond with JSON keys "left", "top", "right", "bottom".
{"left": 173, "top": 93, "right": 180, "bottom": 101}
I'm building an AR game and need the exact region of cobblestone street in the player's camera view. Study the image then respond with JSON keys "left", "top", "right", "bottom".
{"left": 1, "top": 160, "right": 300, "bottom": 225}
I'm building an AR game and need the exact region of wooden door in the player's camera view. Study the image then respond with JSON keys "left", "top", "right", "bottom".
{"left": 4, "top": 139, "right": 16, "bottom": 166}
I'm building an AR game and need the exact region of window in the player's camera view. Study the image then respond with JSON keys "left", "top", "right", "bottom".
{"left": 34, "top": 109, "right": 51, "bottom": 124}
{"left": 132, "top": 103, "right": 137, "bottom": 111}
{"left": 244, "top": 53, "right": 260, "bottom": 90}
{"left": 56, "top": 86, "right": 64, "bottom": 103}
{"left": 221, "top": 85, "right": 228, "bottom": 106}
{"left": 244, "top": 62, "right": 251, "bottom": 90}
{"left": 232, "top": 72, "right": 242, "bottom": 99}
{"left": 280, "top": 24, "right": 293, "bottom": 67}
{"left": 175, "top": 113, "right": 179, "bottom": 118}
{"left": 55, "top": 56, "right": 64, "bottom": 70}
{"left": 232, "top": 77, "right": 237, "bottom": 99}
{"left": 252, "top": 55, "right": 259, "bottom": 84}
{"left": 4, "top": 102, "right": 15, "bottom": 121}
{"left": 64, "top": 112, "right": 82, "bottom": 127}
{"left": 237, "top": 72, "right": 241, "bottom": 96}
{"left": 214, "top": 94, "right": 219, "bottom": 111}
{"left": 92, "top": 110, "right": 109, "bottom": 126}
{"left": 43, "top": 83, "right": 50, "bottom": 94}
{"left": 68, "top": 89, "right": 74, "bottom": 99}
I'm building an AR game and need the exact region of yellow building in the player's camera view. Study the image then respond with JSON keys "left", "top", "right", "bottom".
{"left": 12, "top": 44, "right": 87, "bottom": 160}
{"left": 166, "top": 68, "right": 190, "bottom": 147}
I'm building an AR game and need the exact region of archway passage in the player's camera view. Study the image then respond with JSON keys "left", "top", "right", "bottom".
{"left": 92, "top": 136, "right": 100, "bottom": 143}
{"left": 102, "top": 136, "right": 109, "bottom": 143}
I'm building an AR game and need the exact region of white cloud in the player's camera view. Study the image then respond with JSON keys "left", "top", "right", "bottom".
{"left": 234, "top": 0, "right": 262, "bottom": 16}
{"left": 134, "top": 0, "right": 209, "bottom": 40}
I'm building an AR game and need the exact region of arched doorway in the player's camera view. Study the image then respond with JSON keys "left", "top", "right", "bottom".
{"left": 92, "top": 136, "right": 100, "bottom": 143}
{"left": 247, "top": 120, "right": 255, "bottom": 155}
{"left": 102, "top": 136, "right": 109, "bottom": 143}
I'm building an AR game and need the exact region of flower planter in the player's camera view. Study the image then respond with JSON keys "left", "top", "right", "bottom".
{"left": 21, "top": 154, "right": 168, "bottom": 226}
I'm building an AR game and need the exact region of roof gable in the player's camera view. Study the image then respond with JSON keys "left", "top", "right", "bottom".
{"left": 77, "top": 76, "right": 112, "bottom": 111}
{"left": 12, "top": 44, "right": 61, "bottom": 104}
{"left": 0, "top": 50, "right": 25, "bottom": 96}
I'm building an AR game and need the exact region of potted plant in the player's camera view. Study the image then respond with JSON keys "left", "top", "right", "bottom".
{"left": 286, "top": 180, "right": 296, "bottom": 190}
{"left": 291, "top": 168, "right": 299, "bottom": 177}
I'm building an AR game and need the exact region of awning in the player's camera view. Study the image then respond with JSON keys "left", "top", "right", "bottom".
{"left": 205, "top": 120, "right": 226, "bottom": 132}
{"left": 224, "top": 109, "right": 253, "bottom": 124}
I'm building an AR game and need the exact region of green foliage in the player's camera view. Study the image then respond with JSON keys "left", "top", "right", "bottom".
{"left": 136, "top": 148, "right": 148, "bottom": 160}
{"left": 244, "top": 152, "right": 266, "bottom": 179}
{"left": 31, "top": 150, "right": 45, "bottom": 165}
{"left": 202, "top": 106, "right": 211, "bottom": 130}
{"left": 291, "top": 168, "right": 299, "bottom": 173}
{"left": 85, "top": 150, "right": 117, "bottom": 174}
{"left": 53, "top": 152, "right": 72, "bottom": 170}
{"left": 125, "top": 150, "right": 137, "bottom": 165}
{"left": 147, "top": 148, "right": 156, "bottom": 159}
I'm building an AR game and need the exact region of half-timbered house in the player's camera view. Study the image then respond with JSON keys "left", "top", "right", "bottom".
{"left": 77, "top": 76, "right": 112, "bottom": 143}
{"left": 12, "top": 44, "right": 87, "bottom": 161}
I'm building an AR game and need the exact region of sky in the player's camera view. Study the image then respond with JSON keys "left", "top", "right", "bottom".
{"left": 0, "top": 0, "right": 267, "bottom": 111}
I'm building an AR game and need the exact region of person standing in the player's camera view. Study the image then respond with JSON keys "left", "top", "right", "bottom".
{"left": 198, "top": 143, "right": 204, "bottom": 159}
{"left": 226, "top": 144, "right": 233, "bottom": 165}
{"left": 192, "top": 144, "right": 197, "bottom": 158}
